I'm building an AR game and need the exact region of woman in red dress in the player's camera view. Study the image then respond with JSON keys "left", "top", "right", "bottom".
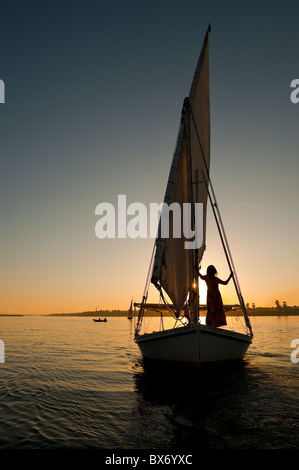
{"left": 198, "top": 265, "right": 233, "bottom": 327}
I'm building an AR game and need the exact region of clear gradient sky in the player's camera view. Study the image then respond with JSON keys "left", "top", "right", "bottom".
{"left": 1, "top": 0, "right": 298, "bottom": 314}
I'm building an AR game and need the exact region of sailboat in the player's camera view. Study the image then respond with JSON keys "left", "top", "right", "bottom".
{"left": 134, "top": 25, "right": 253, "bottom": 369}
{"left": 127, "top": 298, "right": 133, "bottom": 320}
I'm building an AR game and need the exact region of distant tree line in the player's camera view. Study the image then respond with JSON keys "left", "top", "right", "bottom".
{"left": 274, "top": 300, "right": 299, "bottom": 309}
{"left": 245, "top": 300, "right": 299, "bottom": 309}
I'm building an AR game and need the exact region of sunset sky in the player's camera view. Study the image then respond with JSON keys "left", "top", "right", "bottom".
{"left": 1, "top": 0, "right": 298, "bottom": 314}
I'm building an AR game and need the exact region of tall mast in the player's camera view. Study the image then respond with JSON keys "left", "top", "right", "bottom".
{"left": 184, "top": 101, "right": 199, "bottom": 324}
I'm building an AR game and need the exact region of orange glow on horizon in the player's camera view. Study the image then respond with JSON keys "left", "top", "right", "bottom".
{"left": 1, "top": 266, "right": 299, "bottom": 315}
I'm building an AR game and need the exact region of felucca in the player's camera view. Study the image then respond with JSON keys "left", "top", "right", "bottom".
{"left": 134, "top": 25, "right": 253, "bottom": 369}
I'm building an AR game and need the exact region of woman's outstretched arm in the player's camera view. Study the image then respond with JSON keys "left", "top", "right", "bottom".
{"left": 218, "top": 272, "right": 234, "bottom": 285}
{"left": 198, "top": 266, "right": 206, "bottom": 280}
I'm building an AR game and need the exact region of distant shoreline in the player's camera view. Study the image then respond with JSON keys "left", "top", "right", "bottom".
{"left": 47, "top": 307, "right": 299, "bottom": 318}
{"left": 48, "top": 306, "right": 299, "bottom": 317}
{"left": 228, "top": 307, "right": 299, "bottom": 316}
{"left": 0, "top": 314, "right": 23, "bottom": 316}
{"left": 2, "top": 307, "right": 299, "bottom": 317}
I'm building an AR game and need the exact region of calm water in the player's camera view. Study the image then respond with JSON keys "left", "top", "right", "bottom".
{"left": 0, "top": 315, "right": 299, "bottom": 450}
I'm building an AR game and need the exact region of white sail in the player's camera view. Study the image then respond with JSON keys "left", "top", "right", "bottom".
{"left": 151, "top": 25, "right": 211, "bottom": 316}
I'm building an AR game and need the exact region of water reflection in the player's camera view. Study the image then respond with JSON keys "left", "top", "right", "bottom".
{"left": 131, "top": 359, "right": 252, "bottom": 449}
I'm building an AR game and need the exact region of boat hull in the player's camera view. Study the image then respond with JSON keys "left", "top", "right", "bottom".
{"left": 135, "top": 324, "right": 252, "bottom": 369}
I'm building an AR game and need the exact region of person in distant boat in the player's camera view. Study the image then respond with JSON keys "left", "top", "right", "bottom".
{"left": 198, "top": 265, "right": 233, "bottom": 327}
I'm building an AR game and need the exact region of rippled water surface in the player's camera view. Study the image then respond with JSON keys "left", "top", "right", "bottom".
{"left": 0, "top": 315, "right": 299, "bottom": 449}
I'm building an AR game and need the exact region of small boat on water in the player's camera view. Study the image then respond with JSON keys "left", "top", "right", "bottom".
{"left": 127, "top": 298, "right": 133, "bottom": 320}
{"left": 93, "top": 318, "right": 107, "bottom": 322}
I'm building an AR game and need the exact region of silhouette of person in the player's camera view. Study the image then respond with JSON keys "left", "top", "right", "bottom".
{"left": 198, "top": 265, "right": 233, "bottom": 327}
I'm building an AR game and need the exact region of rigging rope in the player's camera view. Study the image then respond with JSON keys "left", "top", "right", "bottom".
{"left": 135, "top": 242, "right": 156, "bottom": 335}
{"left": 186, "top": 99, "right": 253, "bottom": 336}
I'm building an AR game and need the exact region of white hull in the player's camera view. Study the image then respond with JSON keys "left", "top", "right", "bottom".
{"left": 135, "top": 324, "right": 252, "bottom": 369}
